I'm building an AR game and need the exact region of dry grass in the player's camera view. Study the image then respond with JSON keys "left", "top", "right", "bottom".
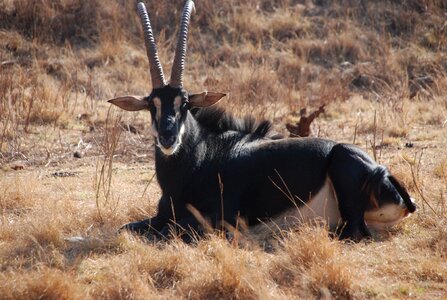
{"left": 1, "top": 0, "right": 447, "bottom": 299}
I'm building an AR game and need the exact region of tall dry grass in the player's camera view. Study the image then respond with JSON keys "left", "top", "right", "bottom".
{"left": 0, "top": 0, "right": 446, "bottom": 299}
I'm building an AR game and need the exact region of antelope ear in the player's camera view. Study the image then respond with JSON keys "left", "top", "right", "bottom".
{"left": 189, "top": 91, "right": 226, "bottom": 107}
{"left": 108, "top": 96, "right": 149, "bottom": 111}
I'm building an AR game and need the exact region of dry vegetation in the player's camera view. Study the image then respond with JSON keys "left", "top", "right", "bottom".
{"left": 1, "top": 0, "right": 446, "bottom": 298}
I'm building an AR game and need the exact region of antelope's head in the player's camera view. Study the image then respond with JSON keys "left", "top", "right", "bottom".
{"left": 364, "top": 172, "right": 417, "bottom": 230}
{"left": 108, "top": 1, "right": 226, "bottom": 156}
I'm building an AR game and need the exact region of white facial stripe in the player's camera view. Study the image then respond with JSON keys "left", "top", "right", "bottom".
{"left": 157, "top": 123, "right": 185, "bottom": 156}
{"left": 364, "top": 204, "right": 409, "bottom": 230}
{"left": 178, "top": 122, "right": 186, "bottom": 141}
{"left": 369, "top": 194, "right": 379, "bottom": 209}
{"left": 149, "top": 122, "right": 158, "bottom": 137}
{"left": 158, "top": 142, "right": 179, "bottom": 156}
{"left": 153, "top": 97, "right": 161, "bottom": 121}
{"left": 174, "top": 96, "right": 182, "bottom": 115}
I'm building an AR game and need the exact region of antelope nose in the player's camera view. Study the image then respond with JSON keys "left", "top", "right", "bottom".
{"left": 406, "top": 197, "right": 417, "bottom": 213}
{"left": 159, "top": 135, "right": 176, "bottom": 148}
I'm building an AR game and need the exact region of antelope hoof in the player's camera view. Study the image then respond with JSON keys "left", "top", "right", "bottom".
{"left": 119, "top": 220, "right": 150, "bottom": 235}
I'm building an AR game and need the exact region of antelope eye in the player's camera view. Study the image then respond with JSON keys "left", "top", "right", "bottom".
{"left": 181, "top": 102, "right": 189, "bottom": 110}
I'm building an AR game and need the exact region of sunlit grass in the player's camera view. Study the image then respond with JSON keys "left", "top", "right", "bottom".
{"left": 0, "top": 0, "right": 446, "bottom": 298}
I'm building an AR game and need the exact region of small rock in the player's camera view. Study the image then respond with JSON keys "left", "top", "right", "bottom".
{"left": 340, "top": 61, "right": 353, "bottom": 69}
{"left": 73, "top": 151, "right": 82, "bottom": 158}
{"left": 64, "top": 236, "right": 87, "bottom": 243}
{"left": 11, "top": 164, "right": 25, "bottom": 170}
{"left": 317, "top": 287, "right": 332, "bottom": 300}
{"left": 52, "top": 171, "right": 78, "bottom": 178}
{"left": 77, "top": 113, "right": 91, "bottom": 120}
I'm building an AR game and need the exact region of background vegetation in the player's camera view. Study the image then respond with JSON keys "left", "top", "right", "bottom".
{"left": 1, "top": 0, "right": 446, "bottom": 298}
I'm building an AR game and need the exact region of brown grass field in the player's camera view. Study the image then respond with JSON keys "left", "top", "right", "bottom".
{"left": 1, "top": 0, "right": 447, "bottom": 298}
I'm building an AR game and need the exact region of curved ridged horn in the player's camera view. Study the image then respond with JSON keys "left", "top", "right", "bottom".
{"left": 170, "top": 0, "right": 195, "bottom": 88}
{"left": 137, "top": 2, "right": 166, "bottom": 89}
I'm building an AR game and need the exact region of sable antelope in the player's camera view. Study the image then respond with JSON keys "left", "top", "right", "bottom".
{"left": 108, "top": 1, "right": 416, "bottom": 242}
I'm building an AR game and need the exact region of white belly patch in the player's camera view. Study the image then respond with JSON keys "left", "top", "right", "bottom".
{"left": 251, "top": 177, "right": 342, "bottom": 237}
